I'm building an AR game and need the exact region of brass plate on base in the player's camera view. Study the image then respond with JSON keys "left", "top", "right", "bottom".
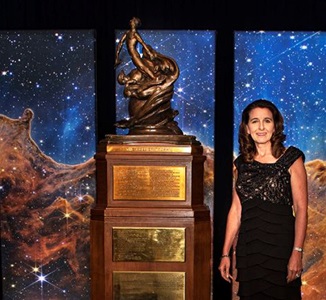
{"left": 113, "top": 227, "right": 185, "bottom": 262}
{"left": 113, "top": 271, "right": 185, "bottom": 300}
{"left": 107, "top": 144, "right": 192, "bottom": 153}
{"left": 113, "top": 166, "right": 186, "bottom": 201}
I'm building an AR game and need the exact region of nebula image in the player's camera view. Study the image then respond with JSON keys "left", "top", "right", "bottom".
{"left": 1, "top": 29, "right": 215, "bottom": 300}
{"left": 233, "top": 31, "right": 326, "bottom": 300}
{"left": 3, "top": 28, "right": 323, "bottom": 299}
{"left": 0, "top": 110, "right": 95, "bottom": 299}
{"left": 0, "top": 31, "right": 96, "bottom": 299}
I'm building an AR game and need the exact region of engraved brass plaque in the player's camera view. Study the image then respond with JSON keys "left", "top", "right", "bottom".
{"left": 113, "top": 227, "right": 185, "bottom": 262}
{"left": 113, "top": 166, "right": 186, "bottom": 201}
{"left": 107, "top": 144, "right": 192, "bottom": 153}
{"left": 113, "top": 271, "right": 185, "bottom": 300}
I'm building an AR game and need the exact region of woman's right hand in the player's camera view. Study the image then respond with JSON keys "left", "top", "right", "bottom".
{"left": 218, "top": 256, "right": 233, "bottom": 283}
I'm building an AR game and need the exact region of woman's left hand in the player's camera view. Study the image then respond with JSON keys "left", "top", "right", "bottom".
{"left": 287, "top": 251, "right": 303, "bottom": 283}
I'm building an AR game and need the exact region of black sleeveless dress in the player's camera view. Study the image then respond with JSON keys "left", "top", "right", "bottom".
{"left": 234, "top": 146, "right": 305, "bottom": 300}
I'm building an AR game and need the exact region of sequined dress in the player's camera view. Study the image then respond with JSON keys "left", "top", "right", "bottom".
{"left": 234, "top": 146, "right": 304, "bottom": 300}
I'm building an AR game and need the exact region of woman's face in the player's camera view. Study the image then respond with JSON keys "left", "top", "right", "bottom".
{"left": 246, "top": 107, "right": 275, "bottom": 145}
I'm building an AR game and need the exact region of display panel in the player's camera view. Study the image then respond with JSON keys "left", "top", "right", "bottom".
{"left": 234, "top": 31, "right": 326, "bottom": 300}
{"left": 0, "top": 30, "right": 96, "bottom": 300}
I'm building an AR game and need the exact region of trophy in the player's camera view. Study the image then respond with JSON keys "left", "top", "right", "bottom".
{"left": 90, "top": 18, "right": 211, "bottom": 300}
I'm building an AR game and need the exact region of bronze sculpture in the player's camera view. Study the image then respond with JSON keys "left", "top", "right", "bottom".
{"left": 114, "top": 17, "right": 183, "bottom": 135}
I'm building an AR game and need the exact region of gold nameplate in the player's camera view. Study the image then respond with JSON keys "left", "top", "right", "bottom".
{"left": 113, "top": 166, "right": 186, "bottom": 201}
{"left": 113, "top": 227, "right": 185, "bottom": 262}
{"left": 107, "top": 144, "right": 192, "bottom": 153}
{"left": 113, "top": 271, "right": 185, "bottom": 299}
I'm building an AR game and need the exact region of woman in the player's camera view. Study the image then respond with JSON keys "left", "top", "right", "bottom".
{"left": 218, "top": 99, "right": 308, "bottom": 299}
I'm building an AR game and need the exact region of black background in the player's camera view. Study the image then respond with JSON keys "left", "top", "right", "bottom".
{"left": 1, "top": 1, "right": 325, "bottom": 298}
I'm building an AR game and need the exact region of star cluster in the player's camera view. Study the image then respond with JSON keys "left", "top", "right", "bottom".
{"left": 234, "top": 31, "right": 325, "bottom": 161}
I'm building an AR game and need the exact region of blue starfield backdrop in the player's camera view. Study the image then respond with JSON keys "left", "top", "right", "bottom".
{"left": 0, "top": 30, "right": 96, "bottom": 164}
{"left": 234, "top": 31, "right": 326, "bottom": 300}
{"left": 115, "top": 30, "right": 216, "bottom": 149}
{"left": 234, "top": 31, "right": 325, "bottom": 161}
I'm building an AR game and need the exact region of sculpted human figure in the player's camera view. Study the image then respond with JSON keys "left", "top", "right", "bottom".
{"left": 114, "top": 17, "right": 182, "bottom": 135}
{"left": 114, "top": 17, "right": 157, "bottom": 81}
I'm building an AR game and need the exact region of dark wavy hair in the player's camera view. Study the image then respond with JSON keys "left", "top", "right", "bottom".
{"left": 238, "top": 99, "right": 286, "bottom": 162}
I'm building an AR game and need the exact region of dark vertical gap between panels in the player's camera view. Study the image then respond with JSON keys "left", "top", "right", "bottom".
{"left": 96, "top": 0, "right": 117, "bottom": 142}
{"left": 212, "top": 28, "right": 234, "bottom": 300}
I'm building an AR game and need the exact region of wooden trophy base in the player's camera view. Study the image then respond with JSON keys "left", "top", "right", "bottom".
{"left": 90, "top": 135, "right": 211, "bottom": 299}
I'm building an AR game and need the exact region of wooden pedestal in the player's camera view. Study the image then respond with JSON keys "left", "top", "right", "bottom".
{"left": 90, "top": 135, "right": 211, "bottom": 299}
